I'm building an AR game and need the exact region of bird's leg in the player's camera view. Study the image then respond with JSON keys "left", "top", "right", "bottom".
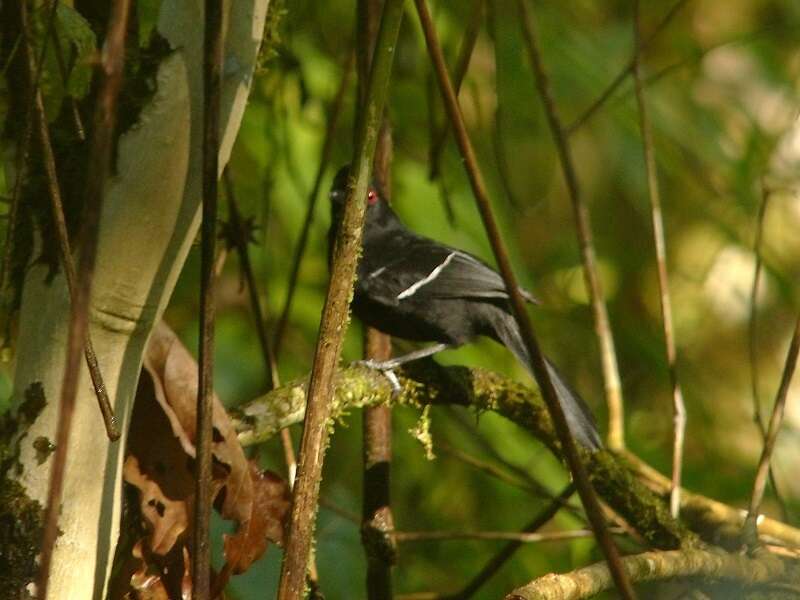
{"left": 358, "top": 342, "right": 453, "bottom": 371}
{"left": 358, "top": 343, "right": 454, "bottom": 396}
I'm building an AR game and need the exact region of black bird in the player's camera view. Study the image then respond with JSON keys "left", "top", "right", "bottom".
{"left": 329, "top": 166, "right": 600, "bottom": 449}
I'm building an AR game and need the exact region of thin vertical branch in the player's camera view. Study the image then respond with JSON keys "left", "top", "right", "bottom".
{"left": 50, "top": 26, "right": 86, "bottom": 140}
{"left": 272, "top": 52, "right": 354, "bottom": 359}
{"left": 363, "top": 327, "right": 396, "bottom": 600}
{"left": 516, "top": 0, "right": 626, "bottom": 452}
{"left": 631, "top": 0, "right": 685, "bottom": 519}
{"left": 37, "top": 0, "right": 131, "bottom": 596}
{"left": 222, "top": 172, "right": 299, "bottom": 489}
{"left": 8, "top": 0, "right": 119, "bottom": 441}
{"left": 277, "top": 2, "right": 405, "bottom": 597}
{"left": 566, "top": 0, "right": 690, "bottom": 135}
{"left": 749, "top": 182, "right": 771, "bottom": 435}
{"left": 487, "top": 0, "right": 520, "bottom": 212}
{"left": 193, "top": 0, "right": 223, "bottom": 597}
{"left": 743, "top": 313, "right": 800, "bottom": 546}
{"left": 428, "top": 0, "right": 484, "bottom": 181}
{"left": 413, "top": 2, "right": 636, "bottom": 598}
{"left": 449, "top": 483, "right": 576, "bottom": 600}
{"left": 359, "top": 2, "right": 397, "bottom": 596}
{"left": 0, "top": 0, "right": 56, "bottom": 306}
{"left": 223, "top": 171, "right": 279, "bottom": 389}
{"left": 747, "top": 182, "right": 788, "bottom": 521}
{"left": 218, "top": 171, "right": 304, "bottom": 593}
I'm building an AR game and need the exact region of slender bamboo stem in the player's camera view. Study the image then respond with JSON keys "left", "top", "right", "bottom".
{"left": 393, "top": 526, "right": 618, "bottom": 544}
{"left": 631, "top": 0, "right": 685, "bottom": 519}
{"left": 449, "top": 484, "right": 577, "bottom": 600}
{"left": 272, "top": 52, "right": 354, "bottom": 358}
{"left": 747, "top": 182, "right": 788, "bottom": 520}
{"left": 428, "top": 0, "right": 484, "bottom": 181}
{"left": 566, "top": 0, "right": 690, "bottom": 134}
{"left": 12, "top": 0, "right": 120, "bottom": 441}
{"left": 516, "top": 0, "right": 626, "bottom": 452}
{"left": 37, "top": 0, "right": 131, "bottom": 595}
{"left": 414, "top": 1, "right": 636, "bottom": 597}
{"left": 743, "top": 313, "right": 800, "bottom": 546}
{"left": 193, "top": 0, "right": 223, "bottom": 596}
{"left": 276, "top": 2, "right": 405, "bottom": 597}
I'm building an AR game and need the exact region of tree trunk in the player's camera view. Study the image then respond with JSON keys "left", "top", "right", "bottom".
{"left": 6, "top": 1, "right": 269, "bottom": 597}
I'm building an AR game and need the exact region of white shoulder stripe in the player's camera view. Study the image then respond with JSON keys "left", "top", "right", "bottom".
{"left": 368, "top": 266, "right": 387, "bottom": 278}
{"left": 397, "top": 252, "right": 457, "bottom": 300}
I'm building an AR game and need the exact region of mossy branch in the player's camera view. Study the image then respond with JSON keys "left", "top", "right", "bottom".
{"left": 236, "top": 362, "right": 800, "bottom": 552}
{"left": 234, "top": 361, "right": 692, "bottom": 549}
{"left": 505, "top": 547, "right": 800, "bottom": 600}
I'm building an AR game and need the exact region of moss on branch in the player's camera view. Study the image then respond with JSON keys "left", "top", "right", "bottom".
{"left": 234, "top": 360, "right": 691, "bottom": 549}
{"left": 505, "top": 547, "right": 800, "bottom": 600}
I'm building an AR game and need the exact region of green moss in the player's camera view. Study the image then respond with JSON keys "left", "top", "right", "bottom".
{"left": 0, "top": 478, "right": 44, "bottom": 597}
{"left": 585, "top": 449, "right": 697, "bottom": 550}
{"left": 0, "top": 384, "right": 46, "bottom": 597}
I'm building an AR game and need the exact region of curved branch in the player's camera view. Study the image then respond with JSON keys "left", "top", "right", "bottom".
{"left": 234, "top": 361, "right": 691, "bottom": 550}
{"left": 627, "top": 453, "right": 800, "bottom": 550}
{"left": 236, "top": 362, "right": 800, "bottom": 554}
{"left": 505, "top": 548, "right": 799, "bottom": 600}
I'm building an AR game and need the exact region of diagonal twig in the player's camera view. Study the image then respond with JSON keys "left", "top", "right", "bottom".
{"left": 223, "top": 171, "right": 279, "bottom": 390}
{"left": 516, "top": 0, "right": 626, "bottom": 452}
{"left": 415, "top": 1, "right": 636, "bottom": 597}
{"left": 747, "top": 181, "right": 788, "bottom": 522}
{"left": 566, "top": 0, "right": 690, "bottom": 135}
{"left": 50, "top": 25, "right": 86, "bottom": 141}
{"left": 487, "top": 0, "right": 522, "bottom": 212}
{"left": 428, "top": 0, "right": 484, "bottom": 182}
{"left": 37, "top": 0, "right": 131, "bottom": 596}
{"left": 272, "top": 51, "right": 354, "bottom": 359}
{"left": 743, "top": 313, "right": 800, "bottom": 547}
{"left": 631, "top": 0, "right": 686, "bottom": 520}
{"left": 393, "top": 526, "right": 619, "bottom": 544}
{"left": 222, "top": 171, "right": 299, "bottom": 490}
{"left": 276, "top": 2, "right": 405, "bottom": 597}
{"left": 6, "top": 0, "right": 119, "bottom": 440}
{"left": 448, "top": 483, "right": 577, "bottom": 600}
{"left": 193, "top": 0, "right": 223, "bottom": 596}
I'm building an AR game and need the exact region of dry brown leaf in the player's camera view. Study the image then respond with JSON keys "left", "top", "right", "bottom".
{"left": 125, "top": 368, "right": 193, "bottom": 555}
{"left": 144, "top": 322, "right": 253, "bottom": 524}
{"left": 121, "top": 321, "right": 288, "bottom": 598}
{"left": 222, "top": 461, "right": 290, "bottom": 575}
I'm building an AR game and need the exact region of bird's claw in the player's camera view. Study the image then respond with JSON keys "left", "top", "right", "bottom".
{"left": 356, "top": 359, "right": 402, "bottom": 396}
{"left": 356, "top": 358, "right": 399, "bottom": 371}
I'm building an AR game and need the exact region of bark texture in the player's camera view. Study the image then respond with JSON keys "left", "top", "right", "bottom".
{"left": 5, "top": 1, "right": 269, "bottom": 597}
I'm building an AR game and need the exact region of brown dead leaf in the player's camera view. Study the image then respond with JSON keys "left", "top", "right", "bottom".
{"left": 125, "top": 368, "right": 193, "bottom": 555}
{"left": 144, "top": 322, "right": 253, "bottom": 524}
{"left": 120, "top": 321, "right": 287, "bottom": 598}
{"left": 223, "top": 461, "right": 290, "bottom": 574}
{"left": 128, "top": 540, "right": 191, "bottom": 600}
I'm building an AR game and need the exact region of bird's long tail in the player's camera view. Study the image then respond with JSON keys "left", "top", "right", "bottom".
{"left": 490, "top": 310, "right": 602, "bottom": 449}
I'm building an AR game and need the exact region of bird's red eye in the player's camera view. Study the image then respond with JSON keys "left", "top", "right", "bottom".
{"left": 367, "top": 189, "right": 378, "bottom": 205}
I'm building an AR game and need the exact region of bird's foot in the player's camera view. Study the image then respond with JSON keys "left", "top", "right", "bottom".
{"left": 357, "top": 357, "right": 403, "bottom": 371}
{"left": 356, "top": 359, "right": 402, "bottom": 396}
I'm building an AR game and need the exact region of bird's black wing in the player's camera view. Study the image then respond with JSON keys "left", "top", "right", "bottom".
{"left": 359, "top": 236, "right": 537, "bottom": 305}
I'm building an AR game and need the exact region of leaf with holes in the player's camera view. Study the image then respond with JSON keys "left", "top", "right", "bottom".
{"left": 223, "top": 461, "right": 290, "bottom": 575}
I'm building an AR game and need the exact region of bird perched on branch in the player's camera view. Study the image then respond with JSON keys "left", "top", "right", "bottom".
{"left": 328, "top": 166, "right": 600, "bottom": 449}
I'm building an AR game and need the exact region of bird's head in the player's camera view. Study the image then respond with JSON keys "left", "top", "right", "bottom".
{"left": 329, "top": 165, "right": 386, "bottom": 223}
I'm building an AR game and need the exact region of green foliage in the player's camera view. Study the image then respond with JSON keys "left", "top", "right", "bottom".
{"left": 2, "top": 0, "right": 800, "bottom": 597}
{"left": 55, "top": 4, "right": 95, "bottom": 99}
{"left": 201, "top": 1, "right": 800, "bottom": 596}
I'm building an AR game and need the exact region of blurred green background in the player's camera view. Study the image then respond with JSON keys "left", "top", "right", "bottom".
{"left": 4, "top": 0, "right": 800, "bottom": 598}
